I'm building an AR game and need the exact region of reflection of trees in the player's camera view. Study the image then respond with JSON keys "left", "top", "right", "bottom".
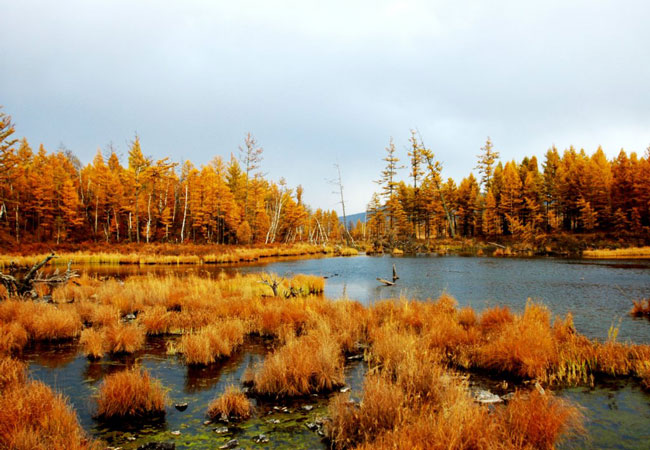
{"left": 27, "top": 341, "right": 79, "bottom": 369}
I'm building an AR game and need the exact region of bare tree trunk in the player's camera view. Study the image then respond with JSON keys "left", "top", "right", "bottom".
{"left": 146, "top": 193, "right": 152, "bottom": 243}
{"left": 181, "top": 184, "right": 188, "bottom": 243}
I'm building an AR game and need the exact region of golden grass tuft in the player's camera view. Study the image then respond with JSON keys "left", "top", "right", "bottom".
{"left": 249, "top": 326, "right": 344, "bottom": 397}
{"left": 206, "top": 385, "right": 252, "bottom": 421}
{"left": 0, "top": 322, "right": 29, "bottom": 355}
{"left": 0, "top": 376, "right": 99, "bottom": 449}
{"left": 630, "top": 299, "right": 650, "bottom": 318}
{"left": 181, "top": 319, "right": 248, "bottom": 365}
{"left": 79, "top": 328, "right": 105, "bottom": 359}
{"left": 0, "top": 356, "right": 26, "bottom": 391}
{"left": 95, "top": 367, "right": 167, "bottom": 419}
{"left": 104, "top": 322, "right": 145, "bottom": 354}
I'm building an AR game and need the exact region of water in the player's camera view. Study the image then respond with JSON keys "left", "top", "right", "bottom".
{"left": 234, "top": 255, "right": 650, "bottom": 343}
{"left": 25, "top": 254, "right": 650, "bottom": 448}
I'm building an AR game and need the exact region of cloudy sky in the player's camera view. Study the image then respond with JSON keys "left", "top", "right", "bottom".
{"left": 2, "top": 0, "right": 649, "bottom": 213}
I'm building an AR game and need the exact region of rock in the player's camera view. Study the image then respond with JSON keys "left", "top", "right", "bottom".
{"left": 219, "top": 439, "right": 239, "bottom": 449}
{"left": 170, "top": 430, "right": 180, "bottom": 436}
{"left": 340, "top": 387, "right": 351, "bottom": 393}
{"left": 126, "top": 436, "right": 137, "bottom": 442}
{"left": 253, "top": 434, "right": 270, "bottom": 444}
{"left": 203, "top": 420, "right": 212, "bottom": 426}
{"left": 305, "top": 422, "right": 319, "bottom": 431}
{"left": 124, "top": 313, "right": 136, "bottom": 321}
{"left": 347, "top": 354, "right": 363, "bottom": 361}
{"left": 213, "top": 427, "right": 229, "bottom": 434}
{"left": 302, "top": 405, "right": 314, "bottom": 411}
{"left": 137, "top": 443, "right": 176, "bottom": 450}
{"left": 174, "top": 402, "right": 188, "bottom": 411}
{"left": 474, "top": 389, "right": 503, "bottom": 404}
{"left": 317, "top": 429, "right": 325, "bottom": 437}
{"left": 266, "top": 418, "right": 281, "bottom": 424}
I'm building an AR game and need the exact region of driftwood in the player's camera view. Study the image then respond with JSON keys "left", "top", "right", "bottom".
{"left": 376, "top": 278, "right": 395, "bottom": 286}
{"left": 488, "top": 242, "right": 507, "bottom": 249}
{"left": 0, "top": 253, "right": 78, "bottom": 299}
{"left": 377, "top": 264, "right": 399, "bottom": 286}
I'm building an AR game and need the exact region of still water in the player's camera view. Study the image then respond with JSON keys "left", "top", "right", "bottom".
{"left": 26, "top": 255, "right": 650, "bottom": 449}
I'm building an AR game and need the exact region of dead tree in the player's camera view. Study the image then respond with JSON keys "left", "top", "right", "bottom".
{"left": 0, "top": 253, "right": 78, "bottom": 299}
{"left": 260, "top": 273, "right": 284, "bottom": 297}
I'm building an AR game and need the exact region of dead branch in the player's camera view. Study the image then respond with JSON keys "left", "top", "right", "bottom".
{"left": 0, "top": 253, "right": 78, "bottom": 299}
{"left": 260, "top": 273, "right": 284, "bottom": 297}
{"left": 377, "top": 277, "right": 395, "bottom": 286}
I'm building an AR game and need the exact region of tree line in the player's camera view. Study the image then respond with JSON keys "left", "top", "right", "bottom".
{"left": 0, "top": 109, "right": 342, "bottom": 246}
{"left": 355, "top": 131, "right": 650, "bottom": 247}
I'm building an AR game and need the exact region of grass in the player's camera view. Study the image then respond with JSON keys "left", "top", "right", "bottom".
{"left": 0, "top": 356, "right": 99, "bottom": 450}
{"left": 630, "top": 299, "right": 650, "bottom": 318}
{"left": 95, "top": 367, "right": 167, "bottom": 419}
{"left": 104, "top": 322, "right": 145, "bottom": 354}
{"left": 206, "top": 385, "right": 253, "bottom": 421}
{"left": 583, "top": 246, "right": 650, "bottom": 259}
{"left": 1, "top": 267, "right": 648, "bottom": 448}
{"left": 79, "top": 328, "right": 105, "bottom": 359}
{"left": 0, "top": 243, "right": 338, "bottom": 268}
{"left": 246, "top": 325, "right": 345, "bottom": 397}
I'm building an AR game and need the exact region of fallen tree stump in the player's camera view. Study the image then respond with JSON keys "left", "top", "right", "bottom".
{"left": 0, "top": 252, "right": 78, "bottom": 299}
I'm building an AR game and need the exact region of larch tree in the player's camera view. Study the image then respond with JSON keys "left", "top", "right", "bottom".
{"left": 476, "top": 137, "right": 500, "bottom": 193}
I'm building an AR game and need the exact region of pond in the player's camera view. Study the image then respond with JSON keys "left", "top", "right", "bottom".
{"left": 26, "top": 254, "right": 650, "bottom": 449}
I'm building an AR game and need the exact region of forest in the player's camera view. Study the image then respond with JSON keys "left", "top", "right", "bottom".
{"left": 1, "top": 108, "right": 649, "bottom": 251}
{"left": 359, "top": 131, "right": 650, "bottom": 249}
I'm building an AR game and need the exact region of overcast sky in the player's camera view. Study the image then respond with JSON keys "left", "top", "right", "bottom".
{"left": 2, "top": 0, "right": 650, "bottom": 214}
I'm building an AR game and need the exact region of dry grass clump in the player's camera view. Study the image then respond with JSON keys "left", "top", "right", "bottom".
{"left": 583, "top": 246, "right": 650, "bottom": 259}
{"left": 479, "top": 305, "right": 514, "bottom": 332}
{"left": 95, "top": 367, "right": 167, "bottom": 419}
{"left": 139, "top": 305, "right": 173, "bottom": 335}
{"left": 206, "top": 385, "right": 252, "bottom": 421}
{"left": 478, "top": 302, "right": 557, "bottom": 379}
{"left": 248, "top": 326, "right": 344, "bottom": 397}
{"left": 181, "top": 319, "right": 248, "bottom": 365}
{"left": 0, "top": 300, "right": 81, "bottom": 342}
{"left": 500, "top": 390, "right": 584, "bottom": 450}
{"left": 0, "top": 360, "right": 99, "bottom": 450}
{"left": 0, "top": 322, "right": 29, "bottom": 355}
{"left": 630, "top": 299, "right": 650, "bottom": 318}
{"left": 0, "top": 357, "right": 26, "bottom": 390}
{"left": 104, "top": 323, "right": 145, "bottom": 354}
{"left": 328, "top": 375, "right": 404, "bottom": 448}
{"left": 79, "top": 328, "right": 105, "bottom": 359}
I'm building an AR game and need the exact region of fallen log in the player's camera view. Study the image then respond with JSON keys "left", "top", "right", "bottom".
{"left": 376, "top": 277, "right": 395, "bottom": 286}
{"left": 0, "top": 253, "right": 78, "bottom": 299}
{"left": 392, "top": 264, "right": 399, "bottom": 282}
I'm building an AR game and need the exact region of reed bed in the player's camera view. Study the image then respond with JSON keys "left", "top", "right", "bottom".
{"left": 206, "top": 385, "right": 253, "bottom": 421}
{"left": 0, "top": 243, "right": 337, "bottom": 268}
{"left": 0, "top": 356, "right": 99, "bottom": 450}
{"left": 95, "top": 367, "right": 167, "bottom": 419}
{"left": 583, "top": 246, "right": 650, "bottom": 259}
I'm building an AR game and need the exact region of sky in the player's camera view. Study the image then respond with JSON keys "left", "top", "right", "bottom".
{"left": 2, "top": 0, "right": 650, "bottom": 214}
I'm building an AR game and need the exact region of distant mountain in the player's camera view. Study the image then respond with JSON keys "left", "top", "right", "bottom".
{"left": 339, "top": 212, "right": 366, "bottom": 226}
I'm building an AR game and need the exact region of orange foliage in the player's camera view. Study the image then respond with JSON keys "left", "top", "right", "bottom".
{"left": 104, "top": 322, "right": 145, "bottom": 354}
{"left": 79, "top": 328, "right": 105, "bottom": 359}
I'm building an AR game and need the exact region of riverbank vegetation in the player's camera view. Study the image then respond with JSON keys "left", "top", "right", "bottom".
{"left": 1, "top": 272, "right": 649, "bottom": 447}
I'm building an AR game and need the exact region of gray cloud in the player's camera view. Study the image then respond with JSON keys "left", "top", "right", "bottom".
{"left": 2, "top": 0, "right": 649, "bottom": 213}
